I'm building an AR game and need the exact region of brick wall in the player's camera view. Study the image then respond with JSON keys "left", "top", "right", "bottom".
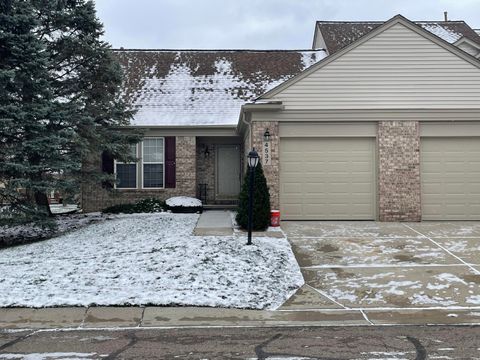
{"left": 378, "top": 121, "right": 421, "bottom": 221}
{"left": 81, "top": 136, "right": 196, "bottom": 212}
{"left": 250, "top": 121, "right": 280, "bottom": 210}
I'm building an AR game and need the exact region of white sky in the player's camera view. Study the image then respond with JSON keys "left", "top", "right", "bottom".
{"left": 94, "top": 0, "right": 480, "bottom": 49}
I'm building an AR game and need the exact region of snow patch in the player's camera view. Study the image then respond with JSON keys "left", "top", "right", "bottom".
{"left": 165, "top": 196, "right": 202, "bottom": 207}
{"left": 421, "top": 24, "right": 463, "bottom": 43}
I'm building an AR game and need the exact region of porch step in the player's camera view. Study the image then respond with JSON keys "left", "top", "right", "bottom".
{"left": 203, "top": 204, "right": 237, "bottom": 210}
{"left": 194, "top": 210, "right": 233, "bottom": 236}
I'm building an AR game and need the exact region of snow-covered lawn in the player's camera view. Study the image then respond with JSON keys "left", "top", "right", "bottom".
{"left": 0, "top": 213, "right": 303, "bottom": 309}
{"left": 0, "top": 213, "right": 105, "bottom": 247}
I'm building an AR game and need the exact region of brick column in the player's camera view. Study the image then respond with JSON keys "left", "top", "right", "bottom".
{"left": 175, "top": 136, "right": 196, "bottom": 197}
{"left": 378, "top": 121, "right": 421, "bottom": 221}
{"left": 251, "top": 121, "right": 280, "bottom": 210}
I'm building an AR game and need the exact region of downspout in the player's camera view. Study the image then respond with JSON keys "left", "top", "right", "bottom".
{"left": 240, "top": 107, "right": 253, "bottom": 149}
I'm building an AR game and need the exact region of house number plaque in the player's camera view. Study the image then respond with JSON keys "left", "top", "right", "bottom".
{"left": 263, "top": 140, "right": 271, "bottom": 166}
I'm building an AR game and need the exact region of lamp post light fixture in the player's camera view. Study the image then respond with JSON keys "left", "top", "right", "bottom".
{"left": 247, "top": 148, "right": 259, "bottom": 245}
{"left": 263, "top": 129, "right": 271, "bottom": 142}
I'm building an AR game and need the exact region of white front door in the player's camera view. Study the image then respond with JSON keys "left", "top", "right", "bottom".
{"left": 216, "top": 145, "right": 241, "bottom": 199}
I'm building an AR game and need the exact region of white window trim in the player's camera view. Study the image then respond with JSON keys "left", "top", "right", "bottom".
{"left": 141, "top": 137, "right": 165, "bottom": 190}
{"left": 114, "top": 144, "right": 138, "bottom": 189}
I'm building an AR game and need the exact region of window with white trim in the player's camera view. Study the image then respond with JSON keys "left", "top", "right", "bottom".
{"left": 142, "top": 138, "right": 164, "bottom": 188}
{"left": 115, "top": 144, "right": 137, "bottom": 189}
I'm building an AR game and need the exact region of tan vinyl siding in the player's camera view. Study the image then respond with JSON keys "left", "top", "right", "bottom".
{"left": 279, "top": 122, "right": 376, "bottom": 137}
{"left": 252, "top": 109, "right": 480, "bottom": 122}
{"left": 271, "top": 23, "right": 480, "bottom": 110}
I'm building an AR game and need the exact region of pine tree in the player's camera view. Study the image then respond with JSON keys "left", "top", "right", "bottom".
{"left": 236, "top": 162, "right": 271, "bottom": 231}
{"left": 0, "top": 0, "right": 140, "bottom": 225}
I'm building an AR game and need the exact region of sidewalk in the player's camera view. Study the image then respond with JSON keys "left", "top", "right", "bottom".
{"left": 193, "top": 210, "right": 233, "bottom": 236}
{"left": 1, "top": 306, "right": 480, "bottom": 330}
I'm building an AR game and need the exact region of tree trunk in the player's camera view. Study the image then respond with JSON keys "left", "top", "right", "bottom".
{"left": 34, "top": 191, "right": 53, "bottom": 217}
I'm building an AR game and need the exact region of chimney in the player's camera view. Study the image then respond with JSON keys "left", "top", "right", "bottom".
{"left": 444, "top": 11, "right": 448, "bottom": 22}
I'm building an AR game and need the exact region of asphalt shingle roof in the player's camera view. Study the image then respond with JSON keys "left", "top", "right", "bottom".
{"left": 316, "top": 20, "right": 480, "bottom": 54}
{"left": 115, "top": 50, "right": 326, "bottom": 126}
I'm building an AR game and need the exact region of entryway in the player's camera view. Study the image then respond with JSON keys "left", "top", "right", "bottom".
{"left": 216, "top": 145, "right": 241, "bottom": 200}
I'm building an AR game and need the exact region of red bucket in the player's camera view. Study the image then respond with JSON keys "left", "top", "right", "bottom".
{"left": 270, "top": 210, "right": 280, "bottom": 227}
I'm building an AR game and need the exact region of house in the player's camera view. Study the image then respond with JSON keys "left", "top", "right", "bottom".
{"left": 82, "top": 14, "right": 480, "bottom": 222}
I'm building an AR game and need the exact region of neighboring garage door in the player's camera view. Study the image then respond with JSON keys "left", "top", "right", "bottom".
{"left": 421, "top": 138, "right": 480, "bottom": 220}
{"left": 280, "top": 138, "right": 376, "bottom": 220}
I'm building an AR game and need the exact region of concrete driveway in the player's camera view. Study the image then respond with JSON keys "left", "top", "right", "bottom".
{"left": 281, "top": 221, "right": 480, "bottom": 325}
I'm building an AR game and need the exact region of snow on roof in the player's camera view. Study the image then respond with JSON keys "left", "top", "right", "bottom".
{"left": 317, "top": 20, "right": 480, "bottom": 54}
{"left": 419, "top": 23, "right": 463, "bottom": 43}
{"left": 115, "top": 50, "right": 326, "bottom": 126}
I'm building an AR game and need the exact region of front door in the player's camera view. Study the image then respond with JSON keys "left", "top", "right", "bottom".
{"left": 216, "top": 145, "right": 241, "bottom": 199}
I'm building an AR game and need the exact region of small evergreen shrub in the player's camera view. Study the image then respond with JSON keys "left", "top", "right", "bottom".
{"left": 236, "top": 162, "right": 271, "bottom": 231}
{"left": 135, "top": 198, "right": 165, "bottom": 213}
{"left": 102, "top": 203, "right": 138, "bottom": 214}
{"left": 102, "top": 198, "right": 166, "bottom": 214}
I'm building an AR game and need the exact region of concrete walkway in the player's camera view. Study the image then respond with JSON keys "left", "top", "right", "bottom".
{"left": 2, "top": 306, "right": 480, "bottom": 330}
{"left": 193, "top": 210, "right": 233, "bottom": 236}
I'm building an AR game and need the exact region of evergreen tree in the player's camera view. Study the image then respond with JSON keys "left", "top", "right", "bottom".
{"left": 0, "top": 0, "right": 140, "bottom": 224}
{"left": 236, "top": 162, "right": 271, "bottom": 231}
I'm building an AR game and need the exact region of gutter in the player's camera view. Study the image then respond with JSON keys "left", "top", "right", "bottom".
{"left": 237, "top": 101, "right": 284, "bottom": 148}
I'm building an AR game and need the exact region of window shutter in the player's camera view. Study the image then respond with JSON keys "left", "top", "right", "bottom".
{"left": 101, "top": 151, "right": 114, "bottom": 189}
{"left": 165, "top": 137, "right": 176, "bottom": 188}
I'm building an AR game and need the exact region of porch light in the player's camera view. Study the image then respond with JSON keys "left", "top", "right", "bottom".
{"left": 204, "top": 145, "right": 210, "bottom": 158}
{"left": 247, "top": 148, "right": 259, "bottom": 169}
{"left": 263, "top": 129, "right": 271, "bottom": 142}
{"left": 246, "top": 148, "right": 259, "bottom": 246}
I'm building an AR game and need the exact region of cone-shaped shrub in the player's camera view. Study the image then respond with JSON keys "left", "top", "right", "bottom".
{"left": 236, "top": 162, "right": 271, "bottom": 231}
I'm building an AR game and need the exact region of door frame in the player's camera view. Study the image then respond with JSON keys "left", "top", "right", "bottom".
{"left": 215, "top": 144, "right": 241, "bottom": 200}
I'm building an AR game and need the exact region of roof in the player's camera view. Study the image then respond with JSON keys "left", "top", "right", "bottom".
{"left": 115, "top": 50, "right": 327, "bottom": 126}
{"left": 260, "top": 15, "right": 480, "bottom": 100}
{"left": 316, "top": 20, "right": 480, "bottom": 54}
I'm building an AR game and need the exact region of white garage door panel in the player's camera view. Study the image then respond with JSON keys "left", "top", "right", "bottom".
{"left": 280, "top": 138, "right": 375, "bottom": 220}
{"left": 421, "top": 138, "right": 480, "bottom": 220}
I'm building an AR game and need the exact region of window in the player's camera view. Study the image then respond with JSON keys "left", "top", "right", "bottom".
{"left": 142, "top": 138, "right": 164, "bottom": 188}
{"left": 115, "top": 144, "right": 137, "bottom": 189}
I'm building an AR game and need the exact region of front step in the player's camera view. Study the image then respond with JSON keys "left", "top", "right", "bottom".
{"left": 203, "top": 204, "right": 237, "bottom": 210}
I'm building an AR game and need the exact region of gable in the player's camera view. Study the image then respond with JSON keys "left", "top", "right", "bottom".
{"left": 315, "top": 20, "right": 480, "bottom": 54}
{"left": 265, "top": 22, "right": 480, "bottom": 110}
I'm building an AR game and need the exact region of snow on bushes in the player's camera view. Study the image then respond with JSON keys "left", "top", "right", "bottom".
{"left": 166, "top": 196, "right": 203, "bottom": 213}
{"left": 102, "top": 198, "right": 165, "bottom": 214}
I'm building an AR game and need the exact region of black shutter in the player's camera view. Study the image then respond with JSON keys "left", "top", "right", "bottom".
{"left": 101, "top": 151, "right": 114, "bottom": 189}
{"left": 165, "top": 137, "right": 176, "bottom": 188}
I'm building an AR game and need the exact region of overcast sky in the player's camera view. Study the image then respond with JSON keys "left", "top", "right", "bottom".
{"left": 94, "top": 0, "right": 480, "bottom": 49}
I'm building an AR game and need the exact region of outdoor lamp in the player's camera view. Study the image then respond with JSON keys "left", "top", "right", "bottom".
{"left": 263, "top": 129, "right": 271, "bottom": 142}
{"left": 204, "top": 145, "right": 210, "bottom": 158}
{"left": 246, "top": 148, "right": 259, "bottom": 245}
{"left": 247, "top": 148, "right": 259, "bottom": 168}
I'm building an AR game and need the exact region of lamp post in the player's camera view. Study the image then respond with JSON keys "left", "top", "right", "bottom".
{"left": 247, "top": 148, "right": 259, "bottom": 245}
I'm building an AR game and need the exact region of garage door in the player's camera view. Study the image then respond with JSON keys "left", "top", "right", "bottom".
{"left": 280, "top": 138, "right": 376, "bottom": 220}
{"left": 421, "top": 138, "right": 480, "bottom": 220}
